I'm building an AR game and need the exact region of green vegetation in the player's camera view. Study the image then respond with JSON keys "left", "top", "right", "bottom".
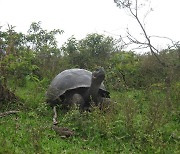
{"left": 0, "top": 22, "right": 179, "bottom": 153}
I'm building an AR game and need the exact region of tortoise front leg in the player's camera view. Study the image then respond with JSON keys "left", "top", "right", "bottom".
{"left": 71, "top": 93, "right": 86, "bottom": 110}
{"left": 53, "top": 106, "right": 58, "bottom": 125}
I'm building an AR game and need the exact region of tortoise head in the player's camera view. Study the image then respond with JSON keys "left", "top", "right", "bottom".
{"left": 91, "top": 68, "right": 105, "bottom": 85}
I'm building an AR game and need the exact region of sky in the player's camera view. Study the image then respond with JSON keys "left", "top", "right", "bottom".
{"left": 0, "top": 0, "right": 180, "bottom": 52}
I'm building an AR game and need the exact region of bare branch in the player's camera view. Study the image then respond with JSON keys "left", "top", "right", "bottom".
{"left": 114, "top": 0, "right": 167, "bottom": 67}
{"left": 150, "top": 35, "right": 180, "bottom": 49}
{"left": 0, "top": 111, "right": 20, "bottom": 118}
{"left": 135, "top": 0, "right": 138, "bottom": 17}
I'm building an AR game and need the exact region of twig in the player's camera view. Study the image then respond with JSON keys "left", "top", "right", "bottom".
{"left": 52, "top": 125, "right": 75, "bottom": 138}
{"left": 0, "top": 110, "right": 20, "bottom": 118}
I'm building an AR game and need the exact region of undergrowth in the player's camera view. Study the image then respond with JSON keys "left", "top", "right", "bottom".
{"left": 0, "top": 81, "right": 179, "bottom": 153}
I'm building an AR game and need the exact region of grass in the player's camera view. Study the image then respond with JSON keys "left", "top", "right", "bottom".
{"left": 0, "top": 81, "right": 179, "bottom": 153}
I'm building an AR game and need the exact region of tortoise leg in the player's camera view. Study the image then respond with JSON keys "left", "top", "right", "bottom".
{"left": 53, "top": 106, "right": 58, "bottom": 125}
{"left": 71, "top": 93, "right": 85, "bottom": 110}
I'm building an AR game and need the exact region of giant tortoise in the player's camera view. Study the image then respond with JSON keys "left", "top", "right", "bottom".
{"left": 46, "top": 68, "right": 110, "bottom": 124}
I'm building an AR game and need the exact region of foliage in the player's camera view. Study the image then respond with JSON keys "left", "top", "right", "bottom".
{"left": 139, "top": 49, "right": 180, "bottom": 87}
{"left": 107, "top": 51, "right": 141, "bottom": 90}
{"left": 0, "top": 24, "right": 26, "bottom": 54}
{"left": 2, "top": 51, "right": 39, "bottom": 87}
{"left": 62, "top": 33, "right": 115, "bottom": 70}
{"left": 26, "top": 22, "right": 64, "bottom": 78}
{"left": 26, "top": 21, "right": 63, "bottom": 53}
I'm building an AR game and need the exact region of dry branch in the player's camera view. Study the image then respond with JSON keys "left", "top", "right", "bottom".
{"left": 52, "top": 125, "right": 75, "bottom": 138}
{"left": 115, "top": 0, "right": 168, "bottom": 67}
{"left": 0, "top": 110, "right": 20, "bottom": 118}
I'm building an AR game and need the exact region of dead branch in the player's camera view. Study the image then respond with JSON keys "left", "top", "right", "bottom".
{"left": 52, "top": 125, "right": 75, "bottom": 138}
{"left": 150, "top": 35, "right": 180, "bottom": 49}
{"left": 0, "top": 110, "right": 20, "bottom": 118}
{"left": 115, "top": 0, "right": 167, "bottom": 67}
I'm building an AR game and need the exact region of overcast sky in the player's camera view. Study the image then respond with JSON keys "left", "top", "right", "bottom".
{"left": 0, "top": 0, "right": 180, "bottom": 51}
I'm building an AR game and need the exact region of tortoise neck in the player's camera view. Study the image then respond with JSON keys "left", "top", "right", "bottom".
{"left": 86, "top": 80, "right": 101, "bottom": 102}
